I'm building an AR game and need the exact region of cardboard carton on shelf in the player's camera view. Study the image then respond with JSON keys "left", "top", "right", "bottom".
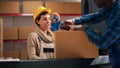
{"left": 3, "top": 27, "right": 18, "bottom": 40}
{"left": 54, "top": 31, "right": 99, "bottom": 59}
{"left": 23, "top": 1, "right": 42, "bottom": 13}
{"left": 19, "top": 27, "right": 36, "bottom": 40}
{"left": 3, "top": 51, "right": 19, "bottom": 59}
{"left": 0, "top": 1, "right": 19, "bottom": 13}
{"left": 20, "top": 50, "right": 28, "bottom": 60}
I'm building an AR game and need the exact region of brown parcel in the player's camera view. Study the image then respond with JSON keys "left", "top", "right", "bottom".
{"left": 3, "top": 51, "right": 19, "bottom": 59}
{"left": 54, "top": 31, "right": 99, "bottom": 58}
{"left": 3, "top": 27, "right": 18, "bottom": 40}
{"left": 19, "top": 27, "right": 36, "bottom": 39}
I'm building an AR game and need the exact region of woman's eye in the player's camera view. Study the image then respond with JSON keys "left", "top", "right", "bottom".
{"left": 43, "top": 18, "right": 47, "bottom": 21}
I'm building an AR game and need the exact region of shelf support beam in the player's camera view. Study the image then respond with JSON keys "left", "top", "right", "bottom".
{"left": 19, "top": 0, "right": 23, "bottom": 13}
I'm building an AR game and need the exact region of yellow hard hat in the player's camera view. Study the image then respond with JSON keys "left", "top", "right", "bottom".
{"left": 33, "top": 6, "right": 52, "bottom": 23}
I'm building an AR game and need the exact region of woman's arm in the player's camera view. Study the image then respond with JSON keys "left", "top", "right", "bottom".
{"left": 27, "top": 32, "right": 42, "bottom": 59}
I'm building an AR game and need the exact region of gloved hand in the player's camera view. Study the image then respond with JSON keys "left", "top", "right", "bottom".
{"left": 60, "top": 20, "right": 74, "bottom": 30}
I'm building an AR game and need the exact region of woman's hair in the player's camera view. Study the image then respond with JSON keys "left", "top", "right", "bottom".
{"left": 36, "top": 12, "right": 49, "bottom": 26}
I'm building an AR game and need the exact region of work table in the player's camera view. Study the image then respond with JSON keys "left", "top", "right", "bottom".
{"left": 0, "top": 58, "right": 111, "bottom": 68}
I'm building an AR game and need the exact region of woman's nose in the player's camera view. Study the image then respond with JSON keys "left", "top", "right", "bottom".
{"left": 47, "top": 20, "right": 51, "bottom": 24}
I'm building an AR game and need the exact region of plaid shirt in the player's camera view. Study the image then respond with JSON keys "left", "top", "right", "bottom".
{"left": 75, "top": 1, "right": 120, "bottom": 52}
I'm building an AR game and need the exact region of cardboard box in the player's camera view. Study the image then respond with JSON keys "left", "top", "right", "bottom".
{"left": 64, "top": 2, "right": 82, "bottom": 14}
{"left": 23, "top": 1, "right": 42, "bottom": 13}
{"left": 54, "top": 31, "right": 99, "bottom": 58}
{"left": 20, "top": 50, "right": 28, "bottom": 60}
{"left": 3, "top": 27, "right": 18, "bottom": 40}
{"left": 0, "top": 1, "right": 19, "bottom": 13}
{"left": 19, "top": 27, "right": 36, "bottom": 39}
{"left": 46, "top": 2, "right": 81, "bottom": 14}
{"left": 46, "top": 2, "right": 64, "bottom": 14}
{"left": 0, "top": 19, "right": 3, "bottom": 57}
{"left": 3, "top": 51, "right": 19, "bottom": 59}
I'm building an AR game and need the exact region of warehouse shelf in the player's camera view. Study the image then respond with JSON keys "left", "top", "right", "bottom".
{"left": 3, "top": 39, "right": 27, "bottom": 43}
{"left": 0, "top": 13, "right": 82, "bottom": 16}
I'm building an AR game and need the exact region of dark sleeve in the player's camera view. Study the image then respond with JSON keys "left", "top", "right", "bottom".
{"left": 84, "top": 16, "right": 120, "bottom": 49}
{"left": 74, "top": 10, "right": 105, "bottom": 25}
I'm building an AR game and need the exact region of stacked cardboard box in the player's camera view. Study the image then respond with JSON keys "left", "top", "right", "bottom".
{"left": 3, "top": 27, "right": 36, "bottom": 59}
{"left": 19, "top": 27, "right": 36, "bottom": 39}
{"left": 3, "top": 51, "right": 19, "bottom": 59}
{"left": 23, "top": 1, "right": 42, "bottom": 13}
{"left": 3, "top": 27, "right": 36, "bottom": 40}
{"left": 3, "top": 27, "right": 18, "bottom": 40}
{"left": 20, "top": 50, "right": 28, "bottom": 60}
{"left": 0, "top": 1, "right": 19, "bottom": 13}
{"left": 0, "top": 19, "right": 3, "bottom": 57}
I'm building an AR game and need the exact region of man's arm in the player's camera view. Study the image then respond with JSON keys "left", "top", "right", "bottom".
{"left": 60, "top": 9, "right": 106, "bottom": 30}
{"left": 84, "top": 17, "right": 120, "bottom": 49}
{"left": 74, "top": 11, "right": 105, "bottom": 25}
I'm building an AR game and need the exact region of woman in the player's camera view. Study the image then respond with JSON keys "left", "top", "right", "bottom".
{"left": 27, "top": 6, "right": 54, "bottom": 59}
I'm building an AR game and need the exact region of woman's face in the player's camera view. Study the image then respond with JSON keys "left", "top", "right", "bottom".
{"left": 37, "top": 14, "right": 51, "bottom": 31}
{"left": 94, "top": 0, "right": 108, "bottom": 8}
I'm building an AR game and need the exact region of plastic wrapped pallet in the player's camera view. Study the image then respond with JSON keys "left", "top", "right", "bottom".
{"left": 0, "top": 18, "right": 3, "bottom": 57}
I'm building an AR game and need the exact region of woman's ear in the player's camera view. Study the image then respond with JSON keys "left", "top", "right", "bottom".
{"left": 36, "top": 20, "right": 40, "bottom": 27}
{"left": 36, "top": 20, "right": 39, "bottom": 24}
